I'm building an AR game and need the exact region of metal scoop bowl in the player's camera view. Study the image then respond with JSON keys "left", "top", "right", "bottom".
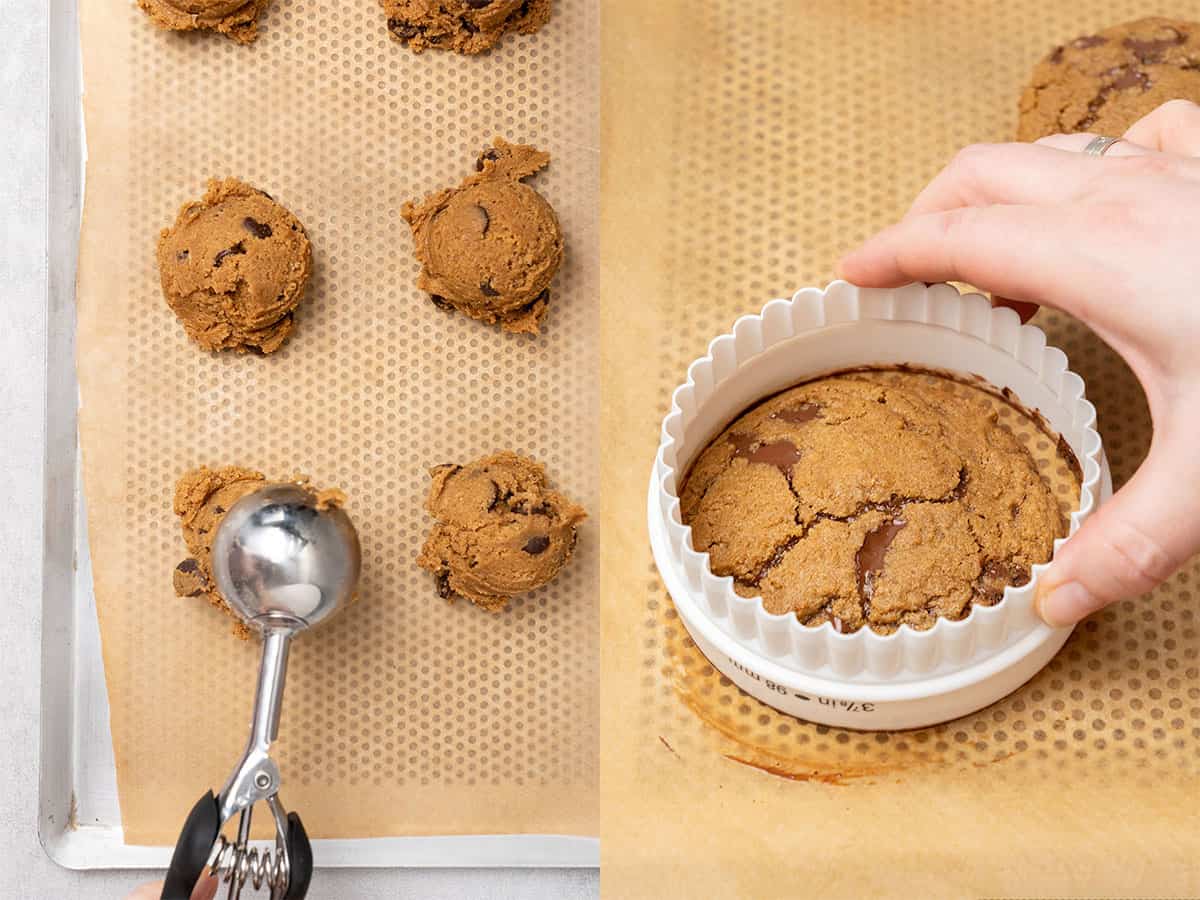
{"left": 162, "top": 482, "right": 361, "bottom": 900}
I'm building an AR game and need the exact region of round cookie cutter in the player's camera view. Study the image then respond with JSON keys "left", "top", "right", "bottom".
{"left": 648, "top": 281, "right": 1112, "bottom": 730}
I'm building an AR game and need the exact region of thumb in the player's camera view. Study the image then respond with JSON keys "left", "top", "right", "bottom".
{"left": 1036, "top": 436, "right": 1200, "bottom": 627}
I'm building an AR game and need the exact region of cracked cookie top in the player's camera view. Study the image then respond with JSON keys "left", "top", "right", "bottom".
{"left": 679, "top": 370, "right": 1077, "bottom": 634}
{"left": 1018, "top": 17, "right": 1200, "bottom": 141}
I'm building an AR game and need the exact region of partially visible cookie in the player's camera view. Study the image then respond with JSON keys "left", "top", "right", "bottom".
{"left": 157, "top": 178, "right": 312, "bottom": 354}
{"left": 417, "top": 452, "right": 586, "bottom": 611}
{"left": 381, "top": 0, "right": 551, "bottom": 54}
{"left": 402, "top": 138, "right": 563, "bottom": 335}
{"left": 137, "top": 0, "right": 272, "bottom": 44}
{"left": 173, "top": 465, "right": 266, "bottom": 639}
{"left": 1018, "top": 17, "right": 1200, "bottom": 141}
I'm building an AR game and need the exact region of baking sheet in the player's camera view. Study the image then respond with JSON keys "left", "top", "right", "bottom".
{"left": 75, "top": 0, "right": 598, "bottom": 845}
{"left": 601, "top": 1, "right": 1200, "bottom": 896}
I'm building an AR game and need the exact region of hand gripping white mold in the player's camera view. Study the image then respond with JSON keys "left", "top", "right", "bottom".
{"left": 648, "top": 281, "right": 1111, "bottom": 729}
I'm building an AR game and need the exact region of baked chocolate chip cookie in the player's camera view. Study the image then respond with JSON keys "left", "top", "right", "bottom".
{"left": 680, "top": 371, "right": 1075, "bottom": 634}
{"left": 1018, "top": 17, "right": 1200, "bottom": 140}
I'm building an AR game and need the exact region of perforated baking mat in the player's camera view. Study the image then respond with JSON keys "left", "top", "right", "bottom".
{"left": 602, "top": 2, "right": 1200, "bottom": 896}
{"left": 76, "top": 0, "right": 598, "bottom": 844}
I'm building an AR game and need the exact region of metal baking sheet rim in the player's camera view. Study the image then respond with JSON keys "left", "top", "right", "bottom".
{"left": 39, "top": 0, "right": 598, "bottom": 870}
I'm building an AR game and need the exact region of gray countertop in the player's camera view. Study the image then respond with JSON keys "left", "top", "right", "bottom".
{"left": 0, "top": 2, "right": 598, "bottom": 896}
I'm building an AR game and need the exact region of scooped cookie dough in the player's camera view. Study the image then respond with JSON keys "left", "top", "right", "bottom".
{"left": 137, "top": 0, "right": 272, "bottom": 44}
{"left": 381, "top": 0, "right": 551, "bottom": 54}
{"left": 173, "top": 465, "right": 347, "bottom": 638}
{"left": 402, "top": 138, "right": 563, "bottom": 335}
{"left": 417, "top": 452, "right": 586, "bottom": 611}
{"left": 157, "top": 178, "right": 312, "bottom": 354}
{"left": 1018, "top": 17, "right": 1200, "bottom": 141}
{"left": 680, "top": 371, "right": 1076, "bottom": 634}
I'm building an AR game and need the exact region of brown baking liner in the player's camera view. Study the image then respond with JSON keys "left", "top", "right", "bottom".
{"left": 77, "top": 1, "right": 598, "bottom": 843}
{"left": 602, "top": 2, "right": 1200, "bottom": 896}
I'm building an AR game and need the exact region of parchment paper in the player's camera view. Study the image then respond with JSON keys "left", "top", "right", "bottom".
{"left": 77, "top": 0, "right": 598, "bottom": 843}
{"left": 602, "top": 2, "right": 1200, "bottom": 896}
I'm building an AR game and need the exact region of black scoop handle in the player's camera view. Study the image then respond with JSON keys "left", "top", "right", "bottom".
{"left": 161, "top": 790, "right": 220, "bottom": 900}
{"left": 283, "top": 811, "right": 313, "bottom": 899}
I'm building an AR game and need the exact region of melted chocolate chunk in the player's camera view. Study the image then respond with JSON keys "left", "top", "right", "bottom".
{"left": 462, "top": 19, "right": 478, "bottom": 33}
{"left": 466, "top": 0, "right": 493, "bottom": 7}
{"left": 523, "top": 535, "right": 551, "bottom": 555}
{"left": 772, "top": 402, "right": 821, "bottom": 425}
{"left": 1124, "top": 27, "right": 1185, "bottom": 62}
{"left": 243, "top": 217, "right": 273, "bottom": 239}
{"left": 435, "top": 571, "right": 453, "bottom": 599}
{"left": 480, "top": 280, "right": 500, "bottom": 297}
{"left": 1049, "top": 45, "right": 1065, "bottom": 64}
{"left": 213, "top": 242, "right": 246, "bottom": 268}
{"left": 430, "top": 294, "right": 455, "bottom": 310}
{"left": 728, "top": 433, "right": 802, "bottom": 472}
{"left": 175, "top": 558, "right": 200, "bottom": 575}
{"left": 1108, "top": 66, "right": 1151, "bottom": 90}
{"left": 975, "top": 559, "right": 1032, "bottom": 605}
{"left": 176, "top": 249, "right": 189, "bottom": 262}
{"left": 856, "top": 518, "right": 907, "bottom": 604}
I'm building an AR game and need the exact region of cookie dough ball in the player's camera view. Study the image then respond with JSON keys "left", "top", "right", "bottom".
{"left": 173, "top": 466, "right": 266, "bottom": 639}
{"left": 1018, "top": 17, "right": 1200, "bottom": 141}
{"left": 417, "top": 452, "right": 586, "bottom": 611}
{"left": 138, "top": 0, "right": 272, "bottom": 44}
{"left": 172, "top": 466, "right": 349, "bottom": 637}
{"left": 680, "top": 373, "right": 1073, "bottom": 634}
{"left": 157, "top": 179, "right": 312, "bottom": 354}
{"left": 382, "top": 0, "right": 551, "bottom": 54}
{"left": 403, "top": 138, "right": 563, "bottom": 335}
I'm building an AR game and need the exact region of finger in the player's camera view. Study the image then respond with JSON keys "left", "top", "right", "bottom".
{"left": 991, "top": 295, "right": 1039, "bottom": 323}
{"left": 1034, "top": 132, "right": 1156, "bottom": 156}
{"left": 1123, "top": 99, "right": 1200, "bottom": 156}
{"left": 125, "top": 875, "right": 217, "bottom": 900}
{"left": 839, "top": 204, "right": 1090, "bottom": 305}
{"left": 1036, "top": 437, "right": 1200, "bottom": 626}
{"left": 905, "top": 142, "right": 1125, "bottom": 218}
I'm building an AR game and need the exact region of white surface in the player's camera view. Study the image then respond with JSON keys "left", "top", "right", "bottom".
{"left": 0, "top": 1, "right": 597, "bottom": 895}
{"left": 648, "top": 284, "right": 1108, "bottom": 728}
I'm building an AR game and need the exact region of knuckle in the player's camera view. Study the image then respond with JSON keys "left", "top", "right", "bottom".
{"left": 949, "top": 143, "right": 995, "bottom": 172}
{"left": 1095, "top": 518, "right": 1178, "bottom": 594}
{"left": 1156, "top": 97, "right": 1200, "bottom": 121}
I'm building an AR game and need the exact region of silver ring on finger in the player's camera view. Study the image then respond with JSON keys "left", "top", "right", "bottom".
{"left": 1082, "top": 135, "right": 1124, "bottom": 156}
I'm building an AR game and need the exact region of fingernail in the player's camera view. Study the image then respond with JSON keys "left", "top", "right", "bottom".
{"left": 1036, "top": 580, "right": 1094, "bottom": 628}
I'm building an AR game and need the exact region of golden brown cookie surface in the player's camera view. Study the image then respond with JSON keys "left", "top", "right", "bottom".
{"left": 1018, "top": 17, "right": 1200, "bottom": 141}
{"left": 137, "top": 0, "right": 272, "bottom": 44}
{"left": 680, "top": 372, "right": 1075, "bottom": 634}
{"left": 417, "top": 452, "right": 586, "bottom": 611}
{"left": 381, "top": 0, "right": 551, "bottom": 54}
{"left": 403, "top": 139, "right": 563, "bottom": 335}
{"left": 157, "top": 178, "right": 312, "bottom": 354}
